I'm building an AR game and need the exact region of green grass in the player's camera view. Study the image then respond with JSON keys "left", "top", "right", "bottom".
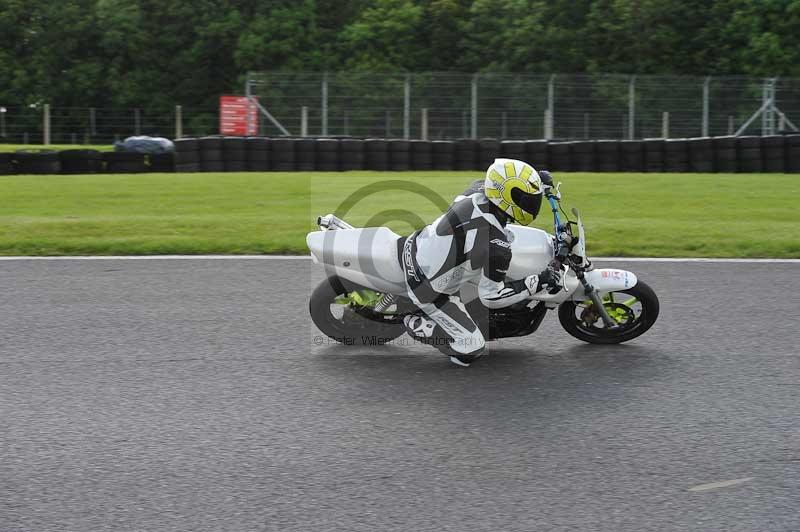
{"left": 0, "top": 171, "right": 798, "bottom": 257}
{"left": 0, "top": 144, "right": 114, "bottom": 152}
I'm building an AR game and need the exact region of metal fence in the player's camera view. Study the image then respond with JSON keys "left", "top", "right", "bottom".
{"left": 2, "top": 72, "right": 799, "bottom": 144}
{"left": 247, "top": 72, "right": 800, "bottom": 140}
{"left": 0, "top": 105, "right": 218, "bottom": 144}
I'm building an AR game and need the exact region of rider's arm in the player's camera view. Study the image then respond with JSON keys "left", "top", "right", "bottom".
{"left": 478, "top": 242, "right": 538, "bottom": 309}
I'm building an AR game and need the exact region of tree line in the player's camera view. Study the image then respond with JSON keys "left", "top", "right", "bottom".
{"left": 1, "top": 0, "right": 798, "bottom": 110}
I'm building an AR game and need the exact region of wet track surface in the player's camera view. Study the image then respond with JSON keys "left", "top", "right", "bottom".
{"left": 2, "top": 259, "right": 799, "bottom": 531}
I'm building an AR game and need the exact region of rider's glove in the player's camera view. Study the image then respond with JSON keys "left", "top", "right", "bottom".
{"left": 538, "top": 260, "right": 564, "bottom": 294}
{"left": 539, "top": 170, "right": 554, "bottom": 187}
{"left": 523, "top": 274, "right": 540, "bottom": 295}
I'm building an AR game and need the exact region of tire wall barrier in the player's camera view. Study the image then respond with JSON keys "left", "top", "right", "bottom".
{"left": 2, "top": 135, "right": 800, "bottom": 175}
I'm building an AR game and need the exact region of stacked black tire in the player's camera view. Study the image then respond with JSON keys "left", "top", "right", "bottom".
{"left": 596, "top": 141, "right": 621, "bottom": 172}
{"left": 410, "top": 140, "right": 432, "bottom": 170}
{"left": 0, "top": 153, "right": 13, "bottom": 175}
{"left": 432, "top": 141, "right": 455, "bottom": 170}
{"left": 6, "top": 134, "right": 800, "bottom": 175}
{"left": 199, "top": 137, "right": 224, "bottom": 172}
{"left": 713, "top": 137, "right": 737, "bottom": 173}
{"left": 787, "top": 135, "right": 800, "bottom": 173}
{"left": 271, "top": 138, "right": 296, "bottom": 171}
{"left": 364, "top": 139, "right": 388, "bottom": 171}
{"left": 737, "top": 136, "right": 762, "bottom": 173}
{"left": 246, "top": 137, "right": 269, "bottom": 171}
{"left": 174, "top": 138, "right": 200, "bottom": 172}
{"left": 388, "top": 140, "right": 411, "bottom": 171}
{"left": 104, "top": 152, "right": 147, "bottom": 173}
{"left": 688, "top": 138, "right": 714, "bottom": 172}
{"left": 9, "top": 150, "right": 61, "bottom": 174}
{"left": 455, "top": 139, "right": 479, "bottom": 170}
{"left": 340, "top": 139, "right": 365, "bottom": 170}
{"left": 316, "top": 139, "right": 340, "bottom": 171}
{"left": 222, "top": 137, "right": 247, "bottom": 171}
{"left": 620, "top": 141, "right": 644, "bottom": 172}
{"left": 294, "top": 139, "right": 314, "bottom": 171}
{"left": 644, "top": 140, "right": 665, "bottom": 172}
{"left": 59, "top": 150, "right": 104, "bottom": 174}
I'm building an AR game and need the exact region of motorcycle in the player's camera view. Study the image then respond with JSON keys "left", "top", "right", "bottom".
{"left": 306, "top": 182, "right": 659, "bottom": 348}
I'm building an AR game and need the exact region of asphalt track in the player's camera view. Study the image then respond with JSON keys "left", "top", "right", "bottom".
{"left": 2, "top": 258, "right": 799, "bottom": 531}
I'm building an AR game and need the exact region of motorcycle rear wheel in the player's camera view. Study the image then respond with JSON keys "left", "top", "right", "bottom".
{"left": 558, "top": 280, "right": 659, "bottom": 344}
{"left": 309, "top": 276, "right": 406, "bottom": 346}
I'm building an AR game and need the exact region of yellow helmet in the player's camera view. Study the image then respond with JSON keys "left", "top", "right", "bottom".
{"left": 483, "top": 158, "right": 543, "bottom": 225}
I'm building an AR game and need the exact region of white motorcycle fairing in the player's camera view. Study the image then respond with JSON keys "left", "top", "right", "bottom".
{"left": 307, "top": 222, "right": 639, "bottom": 305}
{"left": 306, "top": 228, "right": 407, "bottom": 294}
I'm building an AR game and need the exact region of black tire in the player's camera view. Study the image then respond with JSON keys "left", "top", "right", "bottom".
{"left": 364, "top": 139, "right": 389, "bottom": 171}
{"left": 59, "top": 149, "right": 104, "bottom": 174}
{"left": 271, "top": 138, "right": 297, "bottom": 171}
{"left": 315, "top": 138, "right": 340, "bottom": 171}
{"left": 431, "top": 140, "right": 455, "bottom": 170}
{"left": 558, "top": 280, "right": 659, "bottom": 344}
{"left": 0, "top": 153, "right": 15, "bottom": 175}
{"left": 643, "top": 139, "right": 665, "bottom": 172}
{"left": 410, "top": 140, "right": 432, "bottom": 170}
{"left": 548, "top": 142, "right": 572, "bottom": 171}
{"left": 388, "top": 140, "right": 410, "bottom": 171}
{"left": 688, "top": 138, "right": 714, "bottom": 173}
{"left": 594, "top": 140, "right": 620, "bottom": 172}
{"left": 500, "top": 140, "right": 526, "bottom": 160}
{"left": 340, "top": 139, "right": 365, "bottom": 170}
{"left": 149, "top": 152, "right": 175, "bottom": 172}
{"left": 525, "top": 140, "right": 549, "bottom": 169}
{"left": 309, "top": 276, "right": 405, "bottom": 345}
{"left": 15, "top": 150, "right": 61, "bottom": 174}
{"left": 478, "top": 138, "right": 500, "bottom": 169}
{"left": 454, "top": 139, "right": 479, "bottom": 170}
{"left": 620, "top": 140, "right": 644, "bottom": 172}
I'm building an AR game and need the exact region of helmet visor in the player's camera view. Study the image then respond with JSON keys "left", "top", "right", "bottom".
{"left": 510, "top": 187, "right": 542, "bottom": 219}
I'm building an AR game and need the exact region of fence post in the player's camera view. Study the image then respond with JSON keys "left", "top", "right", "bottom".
{"left": 702, "top": 77, "right": 710, "bottom": 137}
{"left": 421, "top": 108, "right": 428, "bottom": 141}
{"left": 403, "top": 74, "right": 411, "bottom": 140}
{"left": 134, "top": 108, "right": 141, "bottom": 135}
{"left": 0, "top": 107, "right": 6, "bottom": 138}
{"left": 546, "top": 75, "right": 555, "bottom": 140}
{"left": 43, "top": 104, "right": 51, "bottom": 145}
{"left": 628, "top": 75, "right": 636, "bottom": 140}
{"left": 245, "top": 76, "right": 251, "bottom": 135}
{"left": 301, "top": 106, "right": 308, "bottom": 137}
{"left": 661, "top": 111, "right": 669, "bottom": 139}
{"left": 175, "top": 105, "right": 183, "bottom": 139}
{"left": 321, "top": 72, "right": 329, "bottom": 136}
{"left": 470, "top": 74, "right": 478, "bottom": 139}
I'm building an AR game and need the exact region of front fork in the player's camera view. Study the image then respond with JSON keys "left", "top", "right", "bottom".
{"left": 576, "top": 271, "right": 619, "bottom": 329}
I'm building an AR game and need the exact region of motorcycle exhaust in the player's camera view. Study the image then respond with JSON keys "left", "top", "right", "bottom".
{"left": 317, "top": 214, "right": 354, "bottom": 231}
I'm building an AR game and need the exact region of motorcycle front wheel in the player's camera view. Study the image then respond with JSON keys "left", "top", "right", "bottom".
{"left": 309, "top": 275, "right": 406, "bottom": 346}
{"left": 558, "top": 280, "right": 659, "bottom": 344}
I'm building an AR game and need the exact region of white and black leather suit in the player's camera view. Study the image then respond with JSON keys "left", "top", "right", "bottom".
{"left": 401, "top": 180, "right": 535, "bottom": 358}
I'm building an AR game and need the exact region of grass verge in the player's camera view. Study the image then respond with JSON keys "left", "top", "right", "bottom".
{"left": 0, "top": 171, "right": 798, "bottom": 257}
{"left": 0, "top": 144, "right": 114, "bottom": 152}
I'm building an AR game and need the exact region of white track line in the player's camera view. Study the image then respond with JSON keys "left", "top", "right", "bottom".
{"left": 0, "top": 255, "right": 798, "bottom": 263}
{"left": 688, "top": 477, "right": 754, "bottom": 492}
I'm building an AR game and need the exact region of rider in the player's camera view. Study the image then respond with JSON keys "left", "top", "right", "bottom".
{"left": 402, "top": 158, "right": 564, "bottom": 367}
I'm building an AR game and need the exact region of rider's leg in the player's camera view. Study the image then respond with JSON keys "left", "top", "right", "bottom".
{"left": 404, "top": 293, "right": 486, "bottom": 366}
